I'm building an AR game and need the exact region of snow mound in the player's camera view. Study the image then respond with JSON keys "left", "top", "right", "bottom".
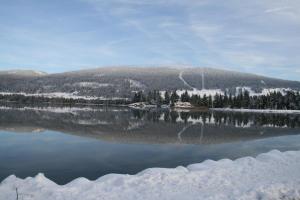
{"left": 1, "top": 150, "right": 300, "bottom": 200}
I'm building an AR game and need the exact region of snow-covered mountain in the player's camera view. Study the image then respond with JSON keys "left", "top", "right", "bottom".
{"left": 0, "top": 66, "right": 299, "bottom": 98}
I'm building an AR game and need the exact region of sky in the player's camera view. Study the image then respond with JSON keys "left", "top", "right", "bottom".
{"left": 0, "top": 0, "right": 300, "bottom": 80}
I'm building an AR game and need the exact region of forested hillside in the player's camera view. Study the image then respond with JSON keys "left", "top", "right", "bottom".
{"left": 1, "top": 67, "right": 300, "bottom": 98}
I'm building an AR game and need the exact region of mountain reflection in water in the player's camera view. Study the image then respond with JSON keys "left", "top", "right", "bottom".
{"left": 0, "top": 106, "right": 300, "bottom": 145}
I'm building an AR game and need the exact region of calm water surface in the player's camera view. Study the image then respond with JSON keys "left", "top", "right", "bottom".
{"left": 0, "top": 106, "right": 300, "bottom": 184}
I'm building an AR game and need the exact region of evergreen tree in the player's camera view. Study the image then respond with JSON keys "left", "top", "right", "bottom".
{"left": 170, "top": 90, "right": 179, "bottom": 105}
{"left": 208, "top": 95, "right": 213, "bottom": 108}
{"left": 164, "top": 91, "right": 170, "bottom": 105}
{"left": 180, "top": 90, "right": 190, "bottom": 102}
{"left": 241, "top": 90, "right": 250, "bottom": 108}
{"left": 202, "top": 94, "right": 208, "bottom": 107}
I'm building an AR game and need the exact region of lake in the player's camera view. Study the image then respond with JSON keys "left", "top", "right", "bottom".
{"left": 0, "top": 105, "right": 300, "bottom": 184}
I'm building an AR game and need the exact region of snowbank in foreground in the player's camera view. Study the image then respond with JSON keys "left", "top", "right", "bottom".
{"left": 211, "top": 108, "right": 300, "bottom": 114}
{"left": 1, "top": 150, "right": 300, "bottom": 200}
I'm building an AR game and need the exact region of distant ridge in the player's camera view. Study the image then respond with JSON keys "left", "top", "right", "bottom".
{"left": 0, "top": 69, "right": 47, "bottom": 77}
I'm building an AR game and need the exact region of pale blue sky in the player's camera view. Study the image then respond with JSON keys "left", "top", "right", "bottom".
{"left": 0, "top": 0, "right": 300, "bottom": 80}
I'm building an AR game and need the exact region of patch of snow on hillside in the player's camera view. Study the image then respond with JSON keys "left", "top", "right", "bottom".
{"left": 127, "top": 79, "right": 146, "bottom": 89}
{"left": 33, "top": 71, "right": 47, "bottom": 75}
{"left": 73, "top": 82, "right": 113, "bottom": 88}
{"left": 177, "top": 89, "right": 224, "bottom": 97}
{"left": 179, "top": 71, "right": 195, "bottom": 90}
{"left": 160, "top": 87, "right": 297, "bottom": 99}
{"left": 93, "top": 73, "right": 105, "bottom": 77}
{"left": 0, "top": 92, "right": 128, "bottom": 101}
{"left": 261, "top": 88, "right": 295, "bottom": 95}
{"left": 1, "top": 150, "right": 300, "bottom": 200}
{"left": 236, "top": 87, "right": 296, "bottom": 96}
{"left": 236, "top": 87, "right": 257, "bottom": 96}
{"left": 1, "top": 70, "right": 47, "bottom": 76}
{"left": 0, "top": 92, "right": 99, "bottom": 100}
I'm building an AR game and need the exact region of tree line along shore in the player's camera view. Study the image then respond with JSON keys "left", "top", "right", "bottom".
{"left": 0, "top": 89, "right": 300, "bottom": 110}
{"left": 131, "top": 90, "right": 300, "bottom": 110}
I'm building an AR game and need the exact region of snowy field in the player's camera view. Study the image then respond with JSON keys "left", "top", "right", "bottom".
{"left": 0, "top": 92, "right": 128, "bottom": 101}
{"left": 0, "top": 106, "right": 128, "bottom": 113}
{"left": 211, "top": 108, "right": 300, "bottom": 114}
{"left": 1, "top": 150, "right": 300, "bottom": 200}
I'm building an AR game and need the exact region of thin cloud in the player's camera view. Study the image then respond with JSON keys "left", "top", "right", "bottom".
{"left": 265, "top": 7, "right": 290, "bottom": 14}
{"left": 226, "top": 34, "right": 283, "bottom": 44}
{"left": 190, "top": 23, "right": 222, "bottom": 43}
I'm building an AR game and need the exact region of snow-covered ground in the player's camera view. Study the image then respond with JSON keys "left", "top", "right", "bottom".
{"left": 127, "top": 79, "right": 146, "bottom": 89}
{"left": 1, "top": 150, "right": 300, "bottom": 200}
{"left": 0, "top": 106, "right": 129, "bottom": 114}
{"left": 211, "top": 108, "right": 300, "bottom": 114}
{"left": 73, "top": 82, "right": 114, "bottom": 88}
{"left": 235, "top": 86, "right": 297, "bottom": 96}
{"left": 176, "top": 89, "right": 224, "bottom": 97}
{"left": 177, "top": 70, "right": 297, "bottom": 98}
{"left": 174, "top": 87, "right": 296, "bottom": 98}
{"left": 177, "top": 71, "right": 224, "bottom": 97}
{"left": 0, "top": 92, "right": 128, "bottom": 101}
{"left": 160, "top": 89, "right": 224, "bottom": 99}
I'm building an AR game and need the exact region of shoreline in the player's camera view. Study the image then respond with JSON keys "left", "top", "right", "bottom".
{"left": 1, "top": 102, "right": 300, "bottom": 114}
{"left": 211, "top": 108, "right": 300, "bottom": 114}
